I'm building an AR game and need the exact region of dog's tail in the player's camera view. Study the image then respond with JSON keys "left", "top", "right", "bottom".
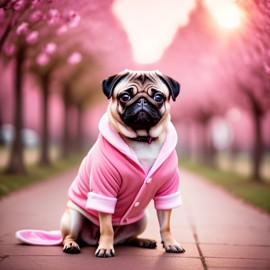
{"left": 15, "top": 229, "right": 62, "bottom": 245}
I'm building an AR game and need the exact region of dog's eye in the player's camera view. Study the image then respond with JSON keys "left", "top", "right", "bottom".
{"left": 153, "top": 93, "right": 165, "bottom": 104}
{"left": 119, "top": 92, "right": 131, "bottom": 103}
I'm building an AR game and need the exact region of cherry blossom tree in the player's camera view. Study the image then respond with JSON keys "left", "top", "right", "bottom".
{"left": 55, "top": 51, "right": 84, "bottom": 157}
{"left": 164, "top": 1, "right": 268, "bottom": 181}
{"left": 72, "top": 81, "right": 101, "bottom": 152}
{"left": 56, "top": 50, "right": 99, "bottom": 157}
{"left": 30, "top": 48, "right": 66, "bottom": 166}
{"left": 223, "top": 0, "right": 270, "bottom": 181}
{"left": 0, "top": 0, "right": 80, "bottom": 173}
{"left": 0, "top": 0, "right": 40, "bottom": 173}
{"left": 29, "top": 45, "right": 85, "bottom": 166}
{"left": 167, "top": 3, "right": 230, "bottom": 165}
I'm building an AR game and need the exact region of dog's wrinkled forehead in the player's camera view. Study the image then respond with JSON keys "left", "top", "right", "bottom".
{"left": 124, "top": 71, "right": 159, "bottom": 85}
{"left": 113, "top": 71, "right": 169, "bottom": 96}
{"left": 102, "top": 70, "right": 180, "bottom": 101}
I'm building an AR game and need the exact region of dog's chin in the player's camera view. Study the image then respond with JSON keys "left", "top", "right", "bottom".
{"left": 121, "top": 111, "right": 161, "bottom": 130}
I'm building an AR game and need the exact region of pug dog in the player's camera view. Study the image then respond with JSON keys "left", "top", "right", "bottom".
{"left": 60, "top": 69, "right": 185, "bottom": 258}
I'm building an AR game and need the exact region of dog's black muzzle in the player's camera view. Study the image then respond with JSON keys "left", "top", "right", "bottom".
{"left": 121, "top": 97, "right": 162, "bottom": 130}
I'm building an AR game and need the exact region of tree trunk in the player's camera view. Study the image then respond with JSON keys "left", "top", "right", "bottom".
{"left": 0, "top": 21, "right": 11, "bottom": 56}
{"left": 251, "top": 112, "right": 263, "bottom": 181}
{"left": 6, "top": 47, "right": 26, "bottom": 174}
{"left": 62, "top": 85, "right": 72, "bottom": 158}
{"left": 76, "top": 106, "right": 84, "bottom": 152}
{"left": 181, "top": 121, "right": 191, "bottom": 159}
{"left": 39, "top": 74, "right": 51, "bottom": 166}
{"left": 199, "top": 121, "right": 215, "bottom": 167}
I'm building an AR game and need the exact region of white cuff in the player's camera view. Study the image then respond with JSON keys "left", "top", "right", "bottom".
{"left": 86, "top": 192, "right": 117, "bottom": 214}
{"left": 154, "top": 190, "right": 182, "bottom": 210}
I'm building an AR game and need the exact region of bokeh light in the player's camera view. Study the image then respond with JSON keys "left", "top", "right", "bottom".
{"left": 204, "top": 0, "right": 244, "bottom": 29}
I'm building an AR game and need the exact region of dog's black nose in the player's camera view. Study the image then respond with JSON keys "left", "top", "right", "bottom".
{"left": 137, "top": 98, "right": 147, "bottom": 105}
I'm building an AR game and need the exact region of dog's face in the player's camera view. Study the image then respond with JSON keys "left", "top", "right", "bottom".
{"left": 102, "top": 70, "right": 180, "bottom": 139}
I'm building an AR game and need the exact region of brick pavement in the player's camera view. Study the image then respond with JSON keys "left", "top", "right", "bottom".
{"left": 0, "top": 168, "right": 269, "bottom": 270}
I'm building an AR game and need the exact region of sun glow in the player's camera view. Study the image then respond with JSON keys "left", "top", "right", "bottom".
{"left": 112, "top": 0, "right": 196, "bottom": 64}
{"left": 204, "top": 0, "right": 244, "bottom": 29}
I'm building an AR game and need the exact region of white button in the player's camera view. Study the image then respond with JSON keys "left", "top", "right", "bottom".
{"left": 134, "top": 202, "right": 140, "bottom": 207}
{"left": 146, "top": 178, "right": 152, "bottom": 183}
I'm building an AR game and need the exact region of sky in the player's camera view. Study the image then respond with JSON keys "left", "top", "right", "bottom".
{"left": 112, "top": 0, "right": 244, "bottom": 64}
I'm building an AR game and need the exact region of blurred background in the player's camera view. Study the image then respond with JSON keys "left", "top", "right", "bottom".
{"left": 0, "top": 0, "right": 269, "bottom": 185}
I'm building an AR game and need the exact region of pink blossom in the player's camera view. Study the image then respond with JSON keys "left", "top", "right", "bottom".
{"left": 16, "top": 22, "right": 29, "bottom": 36}
{"left": 56, "top": 25, "right": 68, "bottom": 35}
{"left": 44, "top": 42, "right": 57, "bottom": 54}
{"left": 69, "top": 14, "right": 80, "bottom": 28}
{"left": 0, "top": 8, "right": 5, "bottom": 22}
{"left": 67, "top": 52, "right": 82, "bottom": 65}
{"left": 36, "top": 52, "right": 49, "bottom": 66}
{"left": 67, "top": 10, "right": 76, "bottom": 19}
{"left": 31, "top": 0, "right": 41, "bottom": 7}
{"left": 4, "top": 43, "right": 16, "bottom": 56}
{"left": 12, "top": 0, "right": 25, "bottom": 10}
{"left": 31, "top": 10, "right": 43, "bottom": 22}
{"left": 66, "top": 10, "right": 80, "bottom": 28}
{"left": 47, "top": 8, "right": 60, "bottom": 25}
{"left": 26, "top": 31, "right": 39, "bottom": 44}
{"left": 49, "top": 8, "right": 59, "bottom": 17}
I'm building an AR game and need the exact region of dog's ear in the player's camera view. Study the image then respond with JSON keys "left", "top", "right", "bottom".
{"left": 102, "top": 71, "right": 129, "bottom": 99}
{"left": 157, "top": 73, "right": 180, "bottom": 101}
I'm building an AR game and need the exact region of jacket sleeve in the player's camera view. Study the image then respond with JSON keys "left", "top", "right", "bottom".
{"left": 153, "top": 165, "right": 182, "bottom": 210}
{"left": 86, "top": 145, "right": 121, "bottom": 214}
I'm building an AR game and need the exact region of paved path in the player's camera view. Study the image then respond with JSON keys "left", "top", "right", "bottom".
{"left": 0, "top": 168, "right": 270, "bottom": 270}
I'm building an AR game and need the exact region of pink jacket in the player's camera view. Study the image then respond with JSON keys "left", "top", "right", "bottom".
{"left": 68, "top": 114, "right": 182, "bottom": 226}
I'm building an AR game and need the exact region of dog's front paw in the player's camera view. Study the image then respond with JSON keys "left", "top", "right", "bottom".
{"left": 161, "top": 241, "right": 185, "bottom": 253}
{"left": 95, "top": 247, "right": 115, "bottom": 258}
{"left": 63, "top": 241, "right": 81, "bottom": 254}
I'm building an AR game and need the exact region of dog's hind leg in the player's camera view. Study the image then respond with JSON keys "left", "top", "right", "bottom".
{"left": 60, "top": 208, "right": 83, "bottom": 254}
{"left": 115, "top": 214, "right": 157, "bottom": 249}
